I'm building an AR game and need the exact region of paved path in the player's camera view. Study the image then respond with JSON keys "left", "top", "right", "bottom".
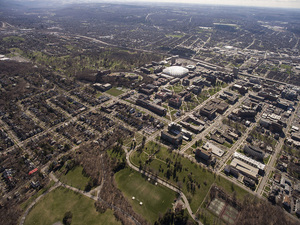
{"left": 19, "top": 182, "right": 61, "bottom": 225}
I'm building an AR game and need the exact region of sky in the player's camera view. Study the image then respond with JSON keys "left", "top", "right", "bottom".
{"left": 10, "top": 0, "right": 300, "bottom": 9}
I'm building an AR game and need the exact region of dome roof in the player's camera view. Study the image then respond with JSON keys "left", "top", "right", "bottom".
{"left": 162, "top": 66, "right": 189, "bottom": 77}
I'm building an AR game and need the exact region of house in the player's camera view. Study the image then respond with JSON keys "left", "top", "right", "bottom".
{"left": 274, "top": 173, "right": 281, "bottom": 183}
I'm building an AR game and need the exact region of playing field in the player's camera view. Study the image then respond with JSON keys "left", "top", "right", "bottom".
{"left": 24, "top": 187, "right": 120, "bottom": 225}
{"left": 57, "top": 166, "right": 91, "bottom": 190}
{"left": 207, "top": 198, "right": 239, "bottom": 224}
{"left": 115, "top": 168, "right": 177, "bottom": 224}
{"left": 106, "top": 87, "right": 124, "bottom": 96}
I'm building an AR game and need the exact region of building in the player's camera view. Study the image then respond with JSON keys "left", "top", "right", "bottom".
{"left": 155, "top": 91, "right": 168, "bottom": 101}
{"left": 233, "top": 152, "right": 265, "bottom": 171}
{"left": 195, "top": 148, "right": 211, "bottom": 161}
{"left": 243, "top": 145, "right": 265, "bottom": 161}
{"left": 170, "top": 78, "right": 180, "bottom": 85}
{"left": 203, "top": 142, "right": 225, "bottom": 157}
{"left": 136, "top": 99, "right": 167, "bottom": 116}
{"left": 161, "top": 131, "right": 182, "bottom": 146}
{"left": 230, "top": 158, "right": 259, "bottom": 181}
{"left": 232, "top": 84, "right": 248, "bottom": 94}
{"left": 211, "top": 99, "right": 229, "bottom": 114}
{"left": 224, "top": 165, "right": 239, "bottom": 177}
{"left": 243, "top": 176, "right": 256, "bottom": 188}
{"left": 162, "top": 66, "right": 189, "bottom": 78}
{"left": 180, "top": 121, "right": 204, "bottom": 134}
{"left": 169, "top": 96, "right": 182, "bottom": 108}
{"left": 200, "top": 105, "right": 217, "bottom": 120}
{"left": 93, "top": 83, "right": 112, "bottom": 91}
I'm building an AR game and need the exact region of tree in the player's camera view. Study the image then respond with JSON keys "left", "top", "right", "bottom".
{"left": 63, "top": 211, "right": 73, "bottom": 225}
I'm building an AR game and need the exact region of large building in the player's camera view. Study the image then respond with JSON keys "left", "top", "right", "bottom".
{"left": 230, "top": 158, "right": 259, "bottom": 181}
{"left": 162, "top": 66, "right": 189, "bottom": 78}
{"left": 161, "top": 131, "right": 182, "bottom": 146}
{"left": 136, "top": 99, "right": 167, "bottom": 116}
{"left": 243, "top": 145, "right": 265, "bottom": 161}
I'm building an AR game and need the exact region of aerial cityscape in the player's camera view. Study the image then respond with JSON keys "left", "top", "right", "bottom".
{"left": 0, "top": 0, "right": 300, "bottom": 224}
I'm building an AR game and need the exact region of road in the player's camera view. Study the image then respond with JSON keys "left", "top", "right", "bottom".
{"left": 179, "top": 86, "right": 244, "bottom": 154}
{"left": 256, "top": 101, "right": 300, "bottom": 195}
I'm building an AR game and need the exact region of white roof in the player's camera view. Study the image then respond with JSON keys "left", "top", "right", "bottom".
{"left": 162, "top": 66, "right": 189, "bottom": 77}
{"left": 203, "top": 142, "right": 224, "bottom": 157}
{"left": 231, "top": 158, "right": 259, "bottom": 178}
{"left": 233, "top": 152, "right": 265, "bottom": 170}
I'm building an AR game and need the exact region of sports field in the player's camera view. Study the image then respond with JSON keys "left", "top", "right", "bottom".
{"left": 115, "top": 168, "right": 176, "bottom": 224}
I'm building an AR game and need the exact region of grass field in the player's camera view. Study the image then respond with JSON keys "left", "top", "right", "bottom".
{"left": 131, "top": 141, "right": 251, "bottom": 213}
{"left": 215, "top": 176, "right": 250, "bottom": 201}
{"left": 106, "top": 87, "right": 124, "bottom": 96}
{"left": 131, "top": 141, "right": 216, "bottom": 212}
{"left": 20, "top": 181, "right": 55, "bottom": 210}
{"left": 24, "top": 187, "right": 120, "bottom": 225}
{"left": 57, "top": 166, "right": 91, "bottom": 190}
{"left": 115, "top": 168, "right": 176, "bottom": 224}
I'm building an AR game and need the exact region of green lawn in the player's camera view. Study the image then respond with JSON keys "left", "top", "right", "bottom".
{"left": 95, "top": 92, "right": 102, "bottom": 98}
{"left": 24, "top": 187, "right": 120, "bottom": 225}
{"left": 131, "top": 141, "right": 253, "bottom": 214}
{"left": 20, "top": 181, "right": 55, "bottom": 210}
{"left": 57, "top": 166, "right": 91, "bottom": 190}
{"left": 223, "top": 142, "right": 233, "bottom": 149}
{"left": 115, "top": 168, "right": 176, "bottom": 224}
{"left": 263, "top": 155, "right": 271, "bottom": 164}
{"left": 106, "top": 87, "right": 124, "bottom": 96}
{"left": 215, "top": 176, "right": 250, "bottom": 201}
{"left": 131, "top": 141, "right": 216, "bottom": 212}
{"left": 173, "top": 84, "right": 185, "bottom": 93}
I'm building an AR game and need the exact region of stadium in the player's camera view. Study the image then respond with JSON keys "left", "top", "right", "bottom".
{"left": 162, "top": 66, "right": 189, "bottom": 78}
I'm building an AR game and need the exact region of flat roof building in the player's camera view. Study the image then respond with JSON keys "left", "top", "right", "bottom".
{"left": 233, "top": 152, "right": 265, "bottom": 171}
{"left": 230, "top": 158, "right": 259, "bottom": 181}
{"left": 203, "top": 142, "right": 225, "bottom": 157}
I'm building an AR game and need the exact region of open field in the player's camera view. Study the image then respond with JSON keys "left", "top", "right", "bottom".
{"left": 131, "top": 141, "right": 216, "bottom": 212}
{"left": 215, "top": 176, "right": 250, "bottom": 201}
{"left": 20, "top": 181, "right": 55, "bottom": 210}
{"left": 131, "top": 141, "right": 251, "bottom": 213}
{"left": 115, "top": 168, "right": 176, "bottom": 224}
{"left": 57, "top": 166, "right": 91, "bottom": 190}
{"left": 24, "top": 187, "right": 120, "bottom": 225}
{"left": 106, "top": 87, "right": 125, "bottom": 96}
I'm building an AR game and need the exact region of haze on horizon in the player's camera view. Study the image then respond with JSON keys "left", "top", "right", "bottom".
{"left": 8, "top": 0, "right": 300, "bottom": 9}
